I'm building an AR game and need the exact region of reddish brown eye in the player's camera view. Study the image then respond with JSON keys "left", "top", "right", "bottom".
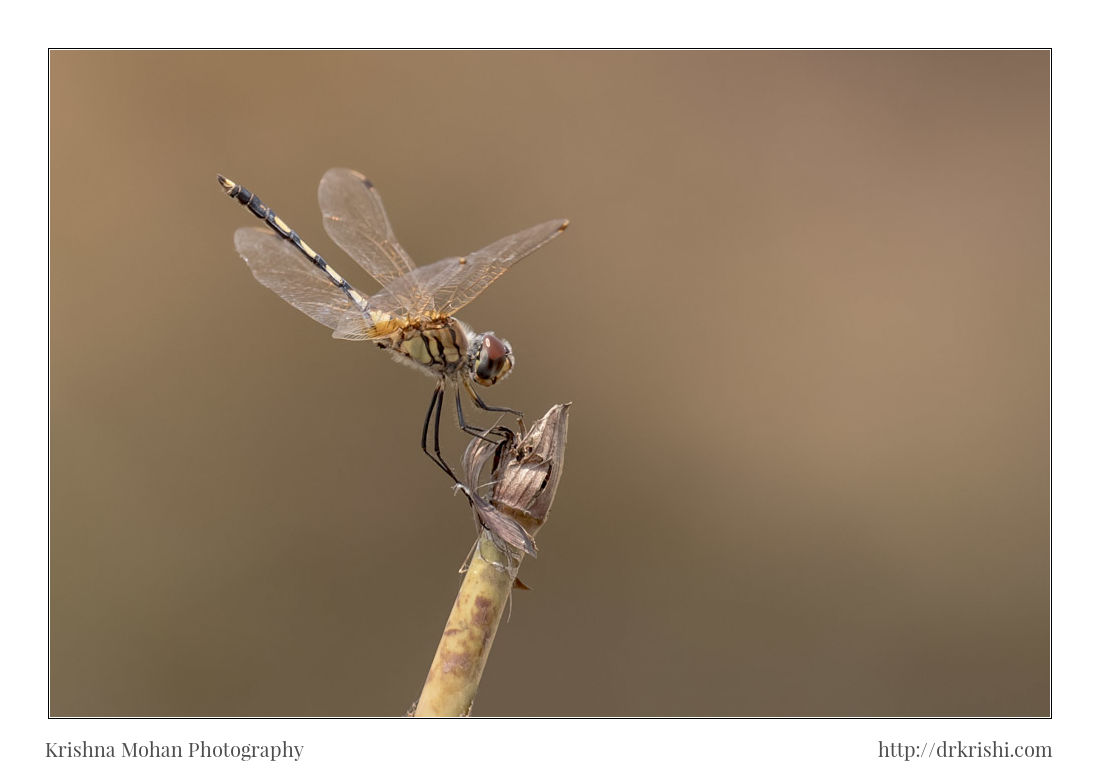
{"left": 484, "top": 334, "right": 508, "bottom": 361}
{"left": 473, "top": 333, "right": 514, "bottom": 386}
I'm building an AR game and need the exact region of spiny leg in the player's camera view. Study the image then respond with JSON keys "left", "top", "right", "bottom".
{"left": 421, "top": 382, "right": 458, "bottom": 482}
{"left": 490, "top": 426, "right": 517, "bottom": 472}
{"left": 454, "top": 386, "right": 509, "bottom": 443}
{"left": 464, "top": 381, "right": 527, "bottom": 436}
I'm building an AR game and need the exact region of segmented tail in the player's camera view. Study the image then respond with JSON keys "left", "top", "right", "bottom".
{"left": 218, "top": 175, "right": 367, "bottom": 310}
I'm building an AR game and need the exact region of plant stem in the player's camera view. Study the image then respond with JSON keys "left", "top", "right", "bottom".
{"left": 413, "top": 530, "right": 518, "bottom": 717}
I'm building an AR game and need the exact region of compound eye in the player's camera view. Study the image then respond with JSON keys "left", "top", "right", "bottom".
{"left": 474, "top": 334, "right": 513, "bottom": 386}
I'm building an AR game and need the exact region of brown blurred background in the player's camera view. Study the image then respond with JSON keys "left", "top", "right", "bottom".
{"left": 49, "top": 51, "right": 1049, "bottom": 716}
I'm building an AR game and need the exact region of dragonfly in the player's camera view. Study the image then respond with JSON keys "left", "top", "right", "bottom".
{"left": 218, "top": 168, "right": 568, "bottom": 487}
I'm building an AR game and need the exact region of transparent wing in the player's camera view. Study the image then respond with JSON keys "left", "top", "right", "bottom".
{"left": 234, "top": 227, "right": 371, "bottom": 337}
{"left": 367, "top": 219, "right": 568, "bottom": 318}
{"left": 318, "top": 168, "right": 418, "bottom": 290}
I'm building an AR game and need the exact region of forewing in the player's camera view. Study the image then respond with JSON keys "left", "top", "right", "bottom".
{"left": 234, "top": 227, "right": 369, "bottom": 335}
{"left": 368, "top": 218, "right": 568, "bottom": 317}
{"left": 318, "top": 168, "right": 417, "bottom": 289}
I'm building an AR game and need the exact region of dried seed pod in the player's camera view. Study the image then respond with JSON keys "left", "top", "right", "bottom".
{"left": 461, "top": 404, "right": 570, "bottom": 557}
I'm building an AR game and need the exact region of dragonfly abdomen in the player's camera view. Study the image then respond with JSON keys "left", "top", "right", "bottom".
{"left": 218, "top": 175, "right": 369, "bottom": 312}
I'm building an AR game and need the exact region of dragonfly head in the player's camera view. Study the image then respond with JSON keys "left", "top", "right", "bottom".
{"left": 469, "top": 332, "right": 514, "bottom": 387}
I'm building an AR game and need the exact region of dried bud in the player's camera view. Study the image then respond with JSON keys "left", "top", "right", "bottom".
{"left": 460, "top": 404, "right": 571, "bottom": 557}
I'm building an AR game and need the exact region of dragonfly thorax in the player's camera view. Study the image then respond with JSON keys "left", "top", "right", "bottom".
{"left": 376, "top": 317, "right": 469, "bottom": 378}
{"left": 379, "top": 319, "right": 512, "bottom": 386}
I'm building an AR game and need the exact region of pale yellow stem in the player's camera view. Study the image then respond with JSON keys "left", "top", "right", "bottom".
{"left": 413, "top": 531, "right": 518, "bottom": 717}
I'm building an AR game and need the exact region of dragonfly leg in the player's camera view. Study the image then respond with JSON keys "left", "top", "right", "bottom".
{"left": 421, "top": 382, "right": 458, "bottom": 482}
{"left": 454, "top": 386, "right": 508, "bottom": 443}
{"left": 465, "top": 382, "right": 526, "bottom": 436}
